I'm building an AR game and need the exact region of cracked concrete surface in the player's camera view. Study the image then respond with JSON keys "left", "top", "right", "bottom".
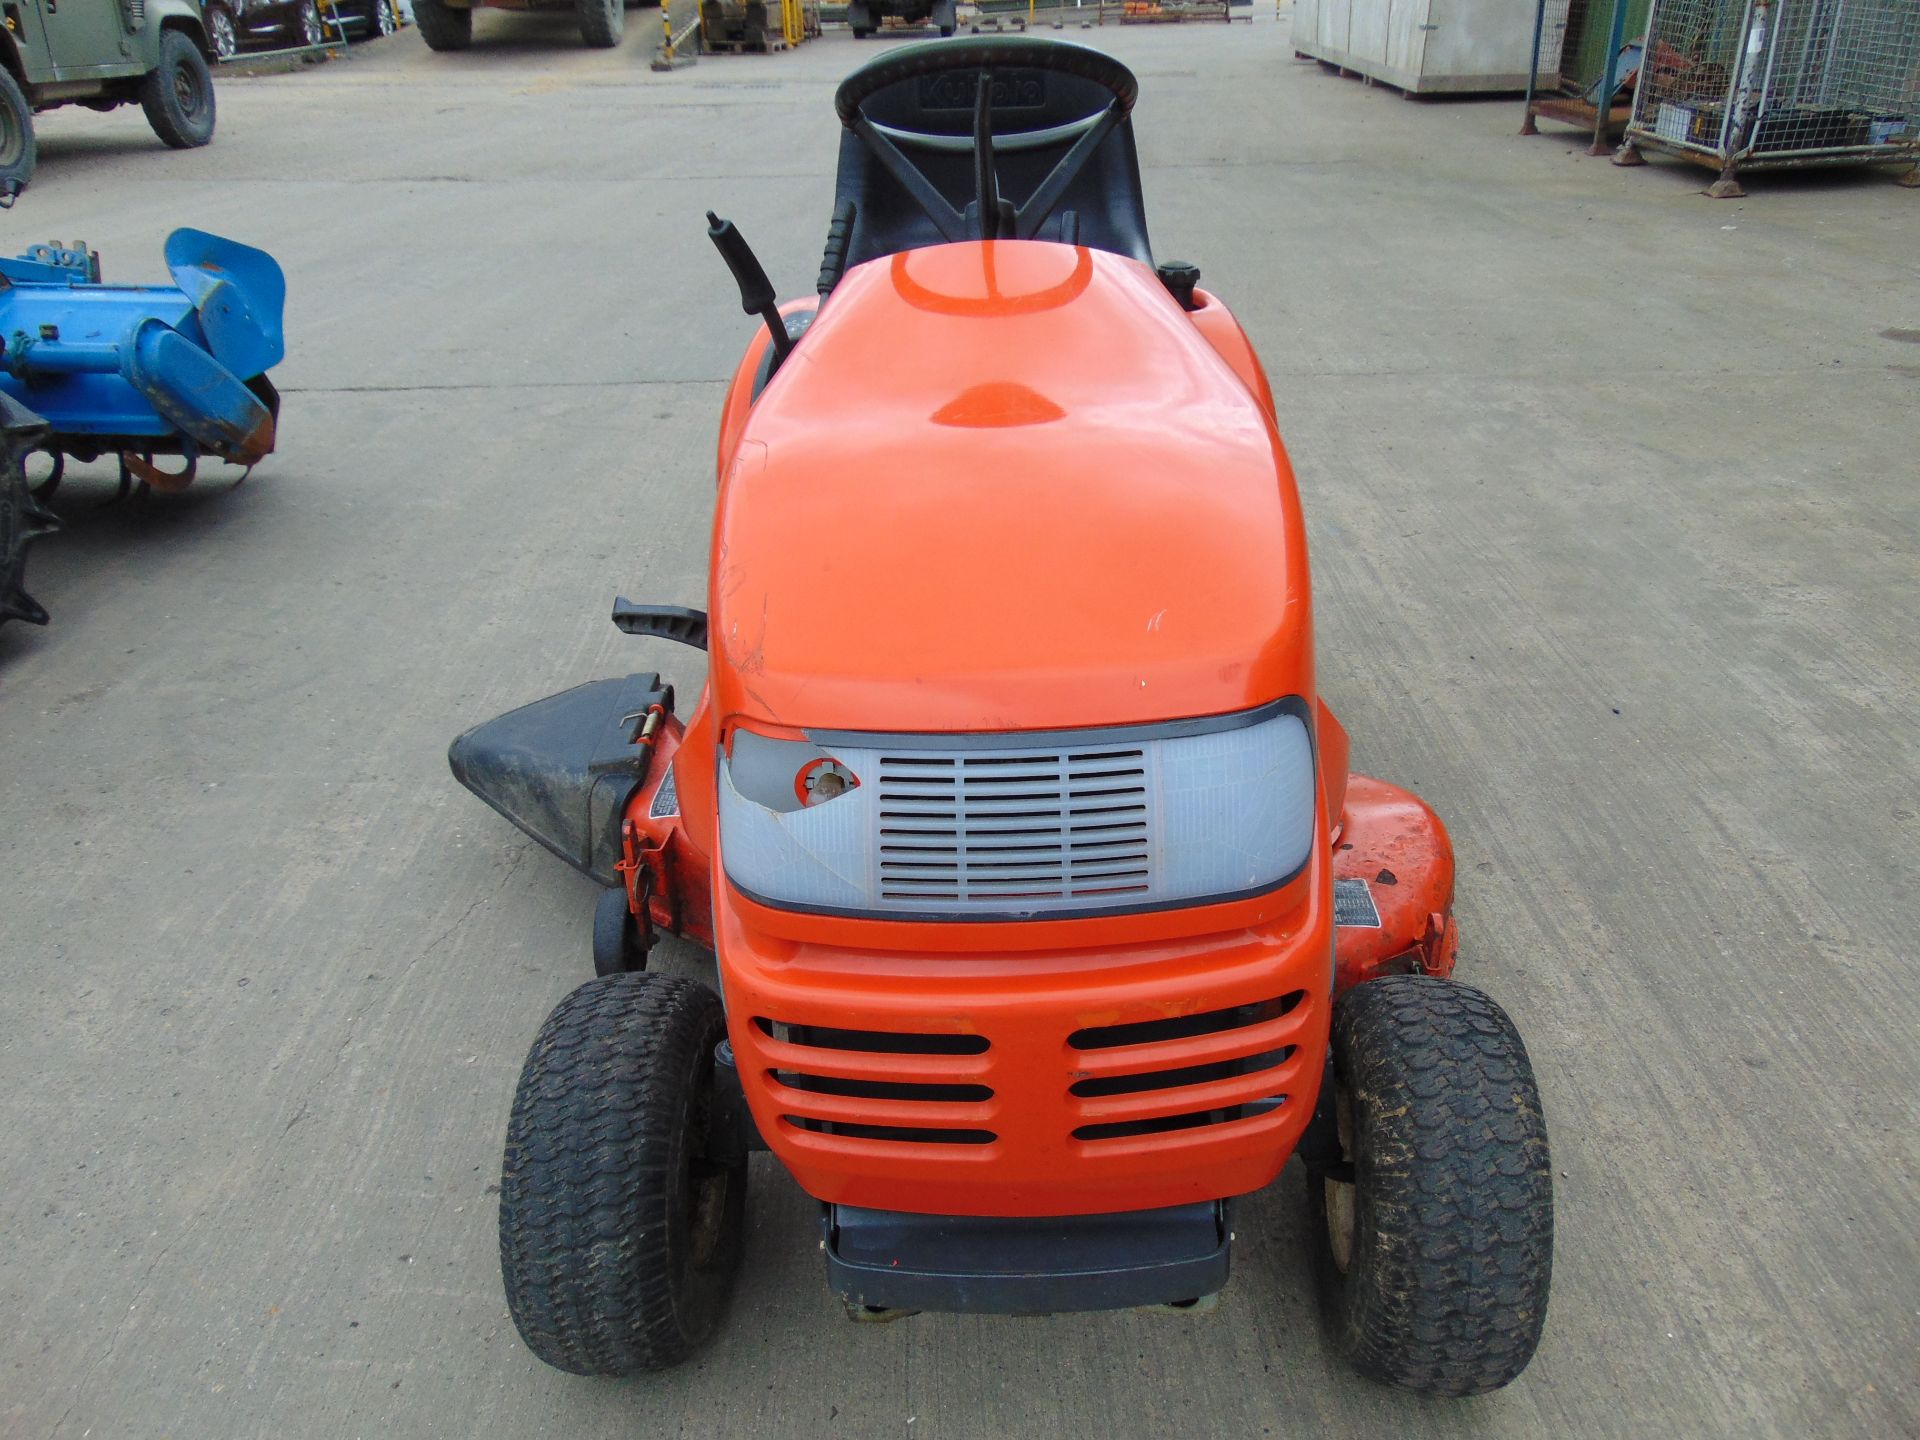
{"left": 1, "top": 8, "right": 1916, "bottom": 1438}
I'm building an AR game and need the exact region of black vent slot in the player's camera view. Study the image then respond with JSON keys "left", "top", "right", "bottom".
{"left": 755, "top": 1018, "right": 989, "bottom": 1056}
{"left": 1073, "top": 1096, "right": 1287, "bottom": 1143}
{"left": 1068, "top": 1047, "right": 1295, "bottom": 1099}
{"left": 774, "top": 1071, "right": 992, "bottom": 1104}
{"left": 1068, "top": 992, "right": 1306, "bottom": 1051}
{"left": 784, "top": 1117, "right": 996, "bottom": 1145}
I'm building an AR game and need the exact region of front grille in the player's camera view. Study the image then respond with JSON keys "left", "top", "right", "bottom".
{"left": 1067, "top": 990, "right": 1307, "bottom": 1145}
{"left": 876, "top": 747, "right": 1151, "bottom": 906}
{"left": 749, "top": 988, "right": 1312, "bottom": 1159}
{"left": 755, "top": 1017, "right": 997, "bottom": 1147}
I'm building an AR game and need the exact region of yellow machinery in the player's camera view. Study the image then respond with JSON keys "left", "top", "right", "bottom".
{"left": 700, "top": 0, "right": 815, "bottom": 51}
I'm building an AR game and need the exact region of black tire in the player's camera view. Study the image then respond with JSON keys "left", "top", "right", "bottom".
{"left": 847, "top": 1, "right": 873, "bottom": 36}
{"left": 499, "top": 974, "right": 746, "bottom": 1375}
{"left": 207, "top": 3, "right": 240, "bottom": 62}
{"left": 1307, "top": 976, "right": 1553, "bottom": 1397}
{"left": 362, "top": 0, "right": 398, "bottom": 38}
{"left": 413, "top": 0, "right": 473, "bottom": 50}
{"left": 139, "top": 31, "right": 216, "bottom": 149}
{"left": 1, "top": 417, "right": 55, "bottom": 628}
{"left": 296, "top": 0, "right": 325, "bottom": 46}
{"left": 592, "top": 885, "right": 649, "bottom": 976}
{"left": 0, "top": 68, "right": 34, "bottom": 199}
{"left": 577, "top": 0, "right": 623, "bottom": 46}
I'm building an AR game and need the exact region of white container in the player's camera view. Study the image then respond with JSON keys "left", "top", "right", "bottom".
{"left": 1291, "top": 0, "right": 1547, "bottom": 95}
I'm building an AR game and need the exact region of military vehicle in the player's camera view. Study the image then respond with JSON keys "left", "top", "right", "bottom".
{"left": 0, "top": 1, "right": 217, "bottom": 201}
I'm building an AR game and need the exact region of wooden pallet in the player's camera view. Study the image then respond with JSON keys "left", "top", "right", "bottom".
{"left": 704, "top": 29, "right": 792, "bottom": 51}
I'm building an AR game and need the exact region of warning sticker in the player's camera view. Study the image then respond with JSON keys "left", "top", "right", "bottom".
{"left": 649, "top": 766, "right": 679, "bottom": 819}
{"left": 1334, "top": 877, "right": 1381, "bottom": 928}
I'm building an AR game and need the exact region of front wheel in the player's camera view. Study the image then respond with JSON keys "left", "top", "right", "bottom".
{"left": 140, "top": 31, "right": 217, "bottom": 150}
{"left": 207, "top": 2, "right": 240, "bottom": 61}
{"left": 296, "top": 0, "right": 325, "bottom": 46}
{"left": 499, "top": 974, "right": 746, "bottom": 1374}
{"left": 577, "top": 0, "right": 624, "bottom": 46}
{"left": 413, "top": 0, "right": 474, "bottom": 49}
{"left": 366, "top": 0, "right": 399, "bottom": 38}
{"left": 1307, "top": 975, "right": 1553, "bottom": 1396}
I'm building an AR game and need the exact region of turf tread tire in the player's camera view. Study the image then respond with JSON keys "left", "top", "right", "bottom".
{"left": 413, "top": 0, "right": 474, "bottom": 50}
{"left": 499, "top": 973, "right": 744, "bottom": 1375}
{"left": 1311, "top": 975, "right": 1553, "bottom": 1396}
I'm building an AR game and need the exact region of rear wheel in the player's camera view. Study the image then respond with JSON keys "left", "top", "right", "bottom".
{"left": 139, "top": 31, "right": 216, "bottom": 150}
{"left": 499, "top": 973, "right": 746, "bottom": 1374}
{"left": 1307, "top": 975, "right": 1553, "bottom": 1396}
{"left": 592, "top": 885, "right": 650, "bottom": 976}
{"left": 206, "top": 3, "right": 240, "bottom": 61}
{"left": 413, "top": 0, "right": 473, "bottom": 49}
{"left": 1, "top": 416, "right": 55, "bottom": 627}
{"left": 577, "top": 0, "right": 624, "bottom": 46}
{"left": 366, "top": 0, "right": 398, "bottom": 38}
{"left": 0, "top": 69, "right": 34, "bottom": 199}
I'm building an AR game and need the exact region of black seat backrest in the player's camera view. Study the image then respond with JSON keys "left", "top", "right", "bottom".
{"left": 830, "top": 62, "right": 1153, "bottom": 275}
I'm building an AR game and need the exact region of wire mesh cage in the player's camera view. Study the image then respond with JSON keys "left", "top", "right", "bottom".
{"left": 1622, "top": 0, "right": 1920, "bottom": 187}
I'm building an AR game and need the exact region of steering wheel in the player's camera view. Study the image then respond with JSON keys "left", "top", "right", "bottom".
{"left": 833, "top": 37, "right": 1138, "bottom": 247}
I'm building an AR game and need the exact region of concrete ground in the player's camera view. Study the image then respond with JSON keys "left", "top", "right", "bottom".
{"left": 3, "top": 8, "right": 1916, "bottom": 1438}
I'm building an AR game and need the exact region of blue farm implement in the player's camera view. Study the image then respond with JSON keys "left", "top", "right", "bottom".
{"left": 0, "top": 229, "right": 286, "bottom": 629}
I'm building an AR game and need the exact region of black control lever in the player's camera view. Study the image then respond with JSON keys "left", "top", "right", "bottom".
{"left": 706, "top": 212, "right": 793, "bottom": 368}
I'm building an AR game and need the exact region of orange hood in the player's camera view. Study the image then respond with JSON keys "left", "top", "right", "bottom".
{"left": 709, "top": 240, "right": 1312, "bottom": 735}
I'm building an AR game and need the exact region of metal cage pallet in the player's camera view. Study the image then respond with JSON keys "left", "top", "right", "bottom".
{"left": 1522, "top": 0, "right": 1651, "bottom": 150}
{"left": 1617, "top": 0, "right": 1920, "bottom": 193}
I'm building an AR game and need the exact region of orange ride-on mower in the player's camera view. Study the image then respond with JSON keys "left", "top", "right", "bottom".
{"left": 449, "top": 38, "right": 1553, "bottom": 1396}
